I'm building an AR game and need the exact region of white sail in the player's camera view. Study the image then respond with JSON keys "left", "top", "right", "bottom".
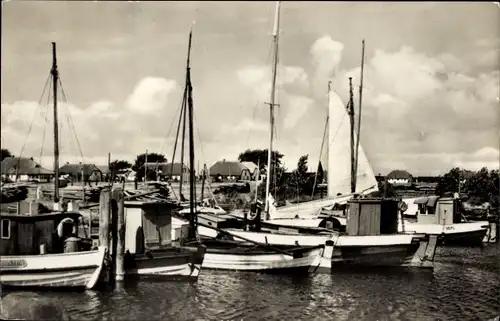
{"left": 327, "top": 89, "right": 378, "bottom": 197}
{"left": 268, "top": 88, "right": 378, "bottom": 220}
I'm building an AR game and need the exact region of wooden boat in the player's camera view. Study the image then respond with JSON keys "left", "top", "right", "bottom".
{"left": 120, "top": 199, "right": 206, "bottom": 280}
{"left": 0, "top": 211, "right": 106, "bottom": 289}
{"left": 162, "top": 22, "right": 325, "bottom": 274}
{"left": 0, "top": 42, "right": 107, "bottom": 290}
{"left": 399, "top": 195, "right": 490, "bottom": 246}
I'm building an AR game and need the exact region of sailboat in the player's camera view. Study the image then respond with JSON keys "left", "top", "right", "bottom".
{"left": 190, "top": 3, "right": 435, "bottom": 271}
{"left": 169, "top": 24, "right": 325, "bottom": 273}
{"left": 0, "top": 42, "right": 107, "bottom": 290}
{"left": 264, "top": 40, "right": 377, "bottom": 226}
{"left": 398, "top": 195, "right": 490, "bottom": 246}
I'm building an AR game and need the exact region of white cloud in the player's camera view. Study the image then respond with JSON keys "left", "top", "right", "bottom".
{"left": 125, "top": 77, "right": 177, "bottom": 115}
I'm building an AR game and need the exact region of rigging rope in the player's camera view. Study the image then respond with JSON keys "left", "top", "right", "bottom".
{"left": 58, "top": 77, "right": 84, "bottom": 164}
{"left": 16, "top": 73, "right": 51, "bottom": 180}
{"left": 159, "top": 94, "right": 185, "bottom": 156}
{"left": 39, "top": 76, "right": 52, "bottom": 168}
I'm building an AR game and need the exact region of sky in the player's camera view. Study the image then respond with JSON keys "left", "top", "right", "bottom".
{"left": 1, "top": 1, "right": 499, "bottom": 176}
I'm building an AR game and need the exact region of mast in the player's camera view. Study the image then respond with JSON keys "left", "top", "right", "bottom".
{"left": 51, "top": 42, "right": 60, "bottom": 203}
{"left": 348, "top": 77, "right": 356, "bottom": 194}
{"left": 186, "top": 28, "right": 197, "bottom": 238}
{"left": 354, "top": 40, "right": 365, "bottom": 191}
{"left": 264, "top": 1, "right": 281, "bottom": 214}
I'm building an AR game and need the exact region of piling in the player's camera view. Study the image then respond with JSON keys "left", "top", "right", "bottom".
{"left": 98, "top": 188, "right": 111, "bottom": 249}
{"left": 112, "top": 187, "right": 125, "bottom": 282}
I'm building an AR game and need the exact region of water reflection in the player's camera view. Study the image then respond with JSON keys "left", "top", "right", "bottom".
{"left": 2, "top": 244, "right": 498, "bottom": 321}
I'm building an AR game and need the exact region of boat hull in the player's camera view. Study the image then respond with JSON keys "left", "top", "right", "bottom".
{"left": 184, "top": 239, "right": 324, "bottom": 272}
{"left": 401, "top": 222, "right": 489, "bottom": 246}
{"left": 0, "top": 246, "right": 106, "bottom": 290}
{"left": 310, "top": 236, "right": 427, "bottom": 274}
{"left": 124, "top": 246, "right": 206, "bottom": 281}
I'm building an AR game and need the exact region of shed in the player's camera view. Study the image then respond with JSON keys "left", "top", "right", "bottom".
{"left": 123, "top": 201, "right": 179, "bottom": 254}
{"left": 347, "top": 198, "right": 399, "bottom": 236}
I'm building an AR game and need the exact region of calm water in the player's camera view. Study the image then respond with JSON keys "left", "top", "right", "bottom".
{"left": 3, "top": 244, "right": 499, "bottom": 321}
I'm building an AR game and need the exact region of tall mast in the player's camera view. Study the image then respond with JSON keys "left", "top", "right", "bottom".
{"left": 264, "top": 1, "right": 281, "bottom": 213}
{"left": 354, "top": 40, "right": 365, "bottom": 190}
{"left": 348, "top": 77, "right": 356, "bottom": 194}
{"left": 186, "top": 28, "right": 197, "bottom": 238}
{"left": 51, "top": 42, "right": 60, "bottom": 203}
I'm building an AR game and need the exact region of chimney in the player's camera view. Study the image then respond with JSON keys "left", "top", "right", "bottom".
{"left": 222, "top": 159, "right": 225, "bottom": 163}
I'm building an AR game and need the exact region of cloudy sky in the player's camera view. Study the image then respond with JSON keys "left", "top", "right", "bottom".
{"left": 1, "top": 1, "right": 499, "bottom": 176}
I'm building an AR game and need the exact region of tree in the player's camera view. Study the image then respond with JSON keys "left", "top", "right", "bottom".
{"left": 287, "top": 154, "right": 312, "bottom": 196}
{"left": 435, "top": 167, "right": 462, "bottom": 196}
{"left": 109, "top": 160, "right": 132, "bottom": 174}
{"left": 464, "top": 167, "right": 499, "bottom": 207}
{"left": 316, "top": 161, "right": 324, "bottom": 185}
{"left": 132, "top": 152, "right": 166, "bottom": 181}
{"left": 238, "top": 149, "right": 284, "bottom": 173}
{"left": 1, "top": 149, "right": 13, "bottom": 162}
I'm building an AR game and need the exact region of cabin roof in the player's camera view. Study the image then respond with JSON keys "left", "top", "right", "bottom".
{"left": 124, "top": 200, "right": 179, "bottom": 209}
{"left": 0, "top": 211, "right": 83, "bottom": 222}
{"left": 414, "top": 195, "right": 440, "bottom": 207}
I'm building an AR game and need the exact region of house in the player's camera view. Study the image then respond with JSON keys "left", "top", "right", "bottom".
{"left": 386, "top": 169, "right": 413, "bottom": 186}
{"left": 144, "top": 162, "right": 190, "bottom": 183}
{"left": 59, "top": 163, "right": 103, "bottom": 182}
{"left": 95, "top": 165, "right": 111, "bottom": 181}
{"left": 209, "top": 159, "right": 257, "bottom": 182}
{"left": 0, "top": 157, "right": 54, "bottom": 182}
{"left": 240, "top": 161, "right": 260, "bottom": 180}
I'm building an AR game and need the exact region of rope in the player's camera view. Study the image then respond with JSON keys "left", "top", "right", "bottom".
{"left": 58, "top": 77, "right": 84, "bottom": 164}
{"left": 38, "top": 75, "right": 52, "bottom": 168}
{"left": 311, "top": 117, "right": 328, "bottom": 199}
{"left": 159, "top": 93, "right": 185, "bottom": 156}
{"left": 17, "top": 73, "right": 51, "bottom": 180}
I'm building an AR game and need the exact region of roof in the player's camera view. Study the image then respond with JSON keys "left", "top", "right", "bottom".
{"left": 241, "top": 161, "right": 258, "bottom": 173}
{"left": 145, "top": 162, "right": 189, "bottom": 176}
{"left": 414, "top": 195, "right": 440, "bottom": 207}
{"left": 0, "top": 157, "right": 54, "bottom": 175}
{"left": 387, "top": 169, "right": 413, "bottom": 180}
{"left": 95, "top": 165, "right": 110, "bottom": 174}
{"left": 209, "top": 160, "right": 249, "bottom": 176}
{"left": 59, "top": 163, "right": 101, "bottom": 176}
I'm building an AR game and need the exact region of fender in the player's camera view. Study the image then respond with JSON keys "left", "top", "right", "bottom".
{"left": 56, "top": 218, "right": 76, "bottom": 239}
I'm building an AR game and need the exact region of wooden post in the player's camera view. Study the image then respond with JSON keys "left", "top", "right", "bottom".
{"left": 112, "top": 187, "right": 125, "bottom": 282}
{"left": 98, "top": 188, "right": 110, "bottom": 249}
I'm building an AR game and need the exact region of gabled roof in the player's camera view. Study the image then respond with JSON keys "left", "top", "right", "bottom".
{"left": 209, "top": 160, "right": 249, "bottom": 176}
{"left": 95, "top": 165, "right": 110, "bottom": 174}
{"left": 241, "top": 161, "right": 258, "bottom": 173}
{"left": 145, "top": 162, "right": 189, "bottom": 176}
{"left": 0, "top": 157, "right": 54, "bottom": 175}
{"left": 387, "top": 169, "right": 413, "bottom": 180}
{"left": 59, "top": 163, "right": 101, "bottom": 176}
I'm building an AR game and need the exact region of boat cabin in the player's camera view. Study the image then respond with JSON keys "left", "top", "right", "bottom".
{"left": 124, "top": 201, "right": 179, "bottom": 254}
{"left": 414, "top": 196, "right": 462, "bottom": 225}
{"left": 346, "top": 198, "right": 399, "bottom": 236}
{"left": 0, "top": 211, "right": 88, "bottom": 256}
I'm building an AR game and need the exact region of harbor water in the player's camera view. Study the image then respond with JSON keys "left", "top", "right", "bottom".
{"left": 1, "top": 244, "right": 499, "bottom": 321}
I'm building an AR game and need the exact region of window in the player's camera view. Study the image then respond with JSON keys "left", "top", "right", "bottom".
{"left": 1, "top": 219, "right": 11, "bottom": 239}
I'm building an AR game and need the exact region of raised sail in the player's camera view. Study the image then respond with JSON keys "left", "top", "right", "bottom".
{"left": 327, "top": 89, "right": 378, "bottom": 197}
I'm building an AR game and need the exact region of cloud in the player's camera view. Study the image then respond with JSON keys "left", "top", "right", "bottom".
{"left": 327, "top": 41, "right": 499, "bottom": 175}
{"left": 125, "top": 77, "right": 177, "bottom": 115}
{"left": 310, "top": 35, "right": 344, "bottom": 97}
{"left": 1, "top": 77, "right": 181, "bottom": 167}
